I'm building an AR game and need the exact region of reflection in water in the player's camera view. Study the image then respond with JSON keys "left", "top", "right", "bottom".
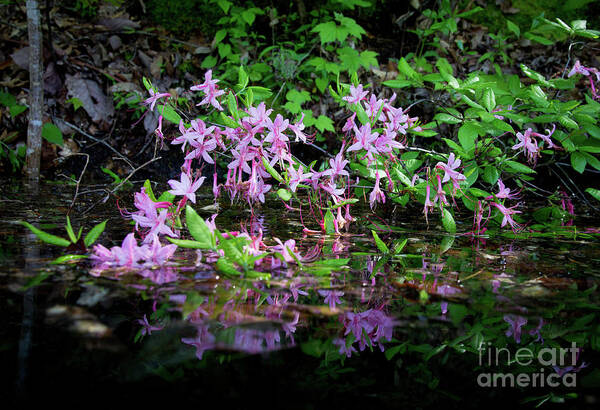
{"left": 3, "top": 182, "right": 600, "bottom": 406}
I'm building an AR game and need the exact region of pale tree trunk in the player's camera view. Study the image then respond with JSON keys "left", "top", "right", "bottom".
{"left": 26, "top": 0, "right": 43, "bottom": 181}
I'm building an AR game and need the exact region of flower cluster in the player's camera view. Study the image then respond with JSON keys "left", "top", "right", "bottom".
{"left": 335, "top": 308, "right": 395, "bottom": 357}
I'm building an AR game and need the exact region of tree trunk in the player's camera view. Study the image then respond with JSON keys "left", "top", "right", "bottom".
{"left": 26, "top": 0, "right": 43, "bottom": 182}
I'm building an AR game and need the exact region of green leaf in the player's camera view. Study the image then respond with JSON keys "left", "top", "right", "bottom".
{"left": 216, "top": 257, "right": 241, "bottom": 276}
{"left": 247, "top": 86, "right": 272, "bottom": 101}
{"left": 262, "top": 157, "right": 284, "bottom": 183}
{"left": 314, "top": 115, "right": 334, "bottom": 132}
{"left": 398, "top": 57, "right": 419, "bottom": 81}
{"left": 277, "top": 188, "right": 292, "bottom": 201}
{"left": 458, "top": 121, "right": 478, "bottom": 152}
{"left": 371, "top": 230, "right": 390, "bottom": 253}
{"left": 216, "top": 0, "right": 231, "bottom": 13}
{"left": 20, "top": 222, "right": 71, "bottom": 247}
{"left": 10, "top": 105, "right": 27, "bottom": 117}
{"left": 571, "top": 152, "right": 587, "bottom": 173}
{"left": 100, "top": 168, "right": 120, "bottom": 185}
{"left": 219, "top": 112, "right": 240, "bottom": 128}
{"left": 214, "top": 29, "right": 227, "bottom": 44}
{"left": 41, "top": 123, "right": 64, "bottom": 147}
{"left": 482, "top": 88, "right": 496, "bottom": 112}
{"left": 167, "top": 238, "right": 208, "bottom": 249}
{"left": 227, "top": 92, "right": 239, "bottom": 121}
{"left": 157, "top": 104, "right": 182, "bottom": 125}
{"left": 585, "top": 188, "right": 600, "bottom": 201}
{"left": 142, "top": 77, "right": 153, "bottom": 92}
{"left": 84, "top": 220, "right": 107, "bottom": 247}
{"left": 185, "top": 205, "right": 214, "bottom": 249}
{"left": 506, "top": 20, "right": 520, "bottom": 37}
{"left": 441, "top": 208, "right": 456, "bottom": 234}
{"left": 504, "top": 160, "right": 535, "bottom": 174}
{"left": 143, "top": 179, "right": 158, "bottom": 201}
{"left": 237, "top": 66, "right": 249, "bottom": 89}
{"left": 324, "top": 209, "right": 336, "bottom": 234}
{"left": 51, "top": 254, "right": 88, "bottom": 264}
{"left": 483, "top": 166, "right": 499, "bottom": 185}
{"left": 65, "top": 216, "right": 77, "bottom": 243}
{"left": 218, "top": 234, "right": 244, "bottom": 262}
{"left": 434, "top": 113, "right": 462, "bottom": 124}
{"left": 521, "top": 64, "right": 553, "bottom": 87}
{"left": 383, "top": 79, "right": 413, "bottom": 88}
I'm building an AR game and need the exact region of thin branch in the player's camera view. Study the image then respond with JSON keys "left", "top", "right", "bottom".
{"left": 67, "top": 153, "right": 90, "bottom": 213}
{"left": 55, "top": 118, "right": 136, "bottom": 169}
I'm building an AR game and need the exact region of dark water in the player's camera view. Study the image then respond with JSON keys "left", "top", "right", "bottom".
{"left": 2, "top": 180, "right": 600, "bottom": 408}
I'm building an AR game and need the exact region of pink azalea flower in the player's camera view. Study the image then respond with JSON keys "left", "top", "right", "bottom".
{"left": 343, "top": 84, "right": 368, "bottom": 104}
{"left": 146, "top": 234, "right": 177, "bottom": 265}
{"left": 504, "top": 315, "right": 527, "bottom": 343}
{"left": 491, "top": 202, "right": 522, "bottom": 231}
{"left": 369, "top": 171, "right": 385, "bottom": 209}
{"left": 143, "top": 89, "right": 170, "bottom": 112}
{"left": 318, "top": 289, "right": 344, "bottom": 310}
{"left": 137, "top": 314, "right": 163, "bottom": 336}
{"left": 333, "top": 337, "right": 357, "bottom": 358}
{"left": 322, "top": 148, "right": 349, "bottom": 179}
{"left": 435, "top": 153, "right": 466, "bottom": 187}
{"left": 168, "top": 172, "right": 205, "bottom": 204}
{"left": 568, "top": 60, "right": 591, "bottom": 77}
{"left": 190, "top": 69, "right": 225, "bottom": 110}
{"left": 287, "top": 162, "right": 312, "bottom": 193}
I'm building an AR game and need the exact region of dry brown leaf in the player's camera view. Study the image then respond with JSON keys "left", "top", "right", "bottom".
{"left": 65, "top": 73, "right": 115, "bottom": 124}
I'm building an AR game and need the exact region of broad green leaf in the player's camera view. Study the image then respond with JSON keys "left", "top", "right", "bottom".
{"left": 185, "top": 205, "right": 214, "bottom": 248}
{"left": 10, "top": 105, "right": 27, "bottom": 117}
{"left": 585, "top": 188, "right": 600, "bottom": 201}
{"left": 220, "top": 112, "right": 240, "bottom": 128}
{"left": 51, "top": 254, "right": 88, "bottom": 264}
{"left": 483, "top": 166, "right": 499, "bottom": 185}
{"left": 227, "top": 92, "right": 239, "bottom": 121}
{"left": 157, "top": 104, "right": 182, "bottom": 125}
{"left": 458, "top": 121, "right": 478, "bottom": 152}
{"left": 506, "top": 20, "right": 520, "bottom": 37}
{"left": 383, "top": 79, "right": 413, "bottom": 88}
{"left": 398, "top": 57, "right": 419, "bottom": 81}
{"left": 324, "top": 209, "right": 336, "bottom": 234}
{"left": 434, "top": 113, "right": 462, "bottom": 124}
{"left": 482, "top": 88, "right": 496, "bottom": 112}
{"left": 216, "top": 257, "right": 241, "bottom": 276}
{"left": 218, "top": 235, "right": 244, "bottom": 262}
{"left": 237, "top": 66, "right": 249, "bottom": 89}
{"left": 247, "top": 86, "right": 272, "bottom": 101}
{"left": 441, "top": 208, "right": 456, "bottom": 234}
{"left": 41, "top": 123, "right": 64, "bottom": 146}
{"left": 504, "top": 160, "right": 535, "bottom": 174}
{"left": 571, "top": 152, "right": 587, "bottom": 173}
{"left": 20, "top": 222, "right": 70, "bottom": 247}
{"left": 521, "top": 64, "right": 553, "bottom": 87}
{"left": 277, "top": 188, "right": 292, "bottom": 201}
{"left": 84, "top": 220, "right": 107, "bottom": 247}
{"left": 167, "top": 238, "right": 208, "bottom": 249}
{"left": 371, "top": 230, "right": 390, "bottom": 253}
{"left": 262, "top": 157, "right": 284, "bottom": 183}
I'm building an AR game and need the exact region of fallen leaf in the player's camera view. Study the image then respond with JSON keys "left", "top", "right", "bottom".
{"left": 65, "top": 73, "right": 115, "bottom": 124}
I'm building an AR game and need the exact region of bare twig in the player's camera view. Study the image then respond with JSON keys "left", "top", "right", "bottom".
{"left": 109, "top": 156, "right": 162, "bottom": 194}
{"left": 55, "top": 118, "right": 136, "bottom": 170}
{"left": 67, "top": 153, "right": 90, "bottom": 213}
